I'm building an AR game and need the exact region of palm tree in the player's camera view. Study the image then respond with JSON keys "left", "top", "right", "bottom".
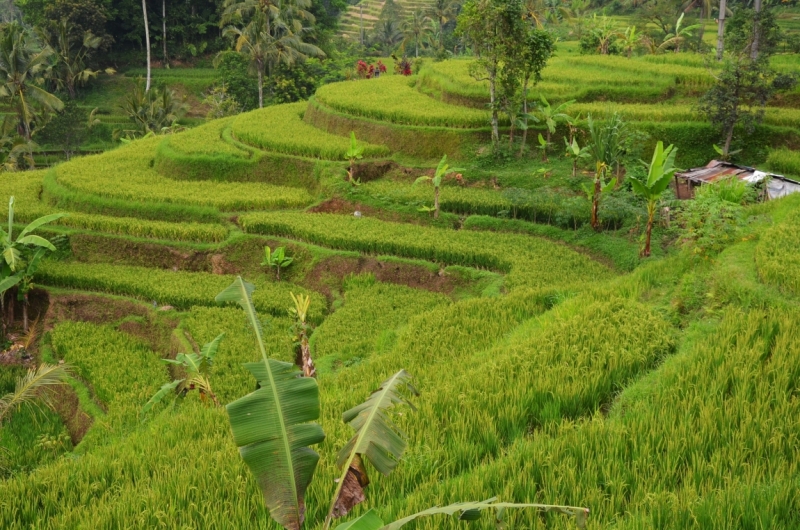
{"left": 222, "top": 0, "right": 323, "bottom": 108}
{"left": 426, "top": 0, "right": 459, "bottom": 50}
{"left": 371, "top": 19, "right": 404, "bottom": 56}
{"left": 402, "top": 10, "right": 435, "bottom": 58}
{"left": 0, "top": 23, "right": 63, "bottom": 139}
{"left": 142, "top": 0, "right": 151, "bottom": 91}
{"left": 0, "top": 363, "right": 73, "bottom": 424}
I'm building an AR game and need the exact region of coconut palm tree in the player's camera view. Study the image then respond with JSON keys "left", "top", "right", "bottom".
{"left": 0, "top": 363, "right": 73, "bottom": 424}
{"left": 222, "top": 0, "right": 323, "bottom": 108}
{"left": 426, "top": 0, "right": 459, "bottom": 50}
{"left": 402, "top": 10, "right": 435, "bottom": 58}
{"left": 0, "top": 23, "right": 63, "bottom": 139}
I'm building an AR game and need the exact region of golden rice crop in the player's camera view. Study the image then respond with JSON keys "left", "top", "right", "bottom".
{"left": 314, "top": 76, "right": 495, "bottom": 128}
{"left": 55, "top": 136, "right": 314, "bottom": 211}
{"left": 232, "top": 102, "right": 390, "bottom": 159}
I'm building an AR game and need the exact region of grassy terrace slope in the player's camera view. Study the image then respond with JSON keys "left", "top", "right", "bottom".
{"left": 2, "top": 46, "right": 800, "bottom": 530}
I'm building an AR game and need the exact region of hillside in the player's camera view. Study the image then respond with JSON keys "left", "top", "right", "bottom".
{"left": 2, "top": 41, "right": 800, "bottom": 530}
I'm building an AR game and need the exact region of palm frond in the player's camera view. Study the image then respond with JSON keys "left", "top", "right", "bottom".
{"left": 0, "top": 363, "right": 72, "bottom": 423}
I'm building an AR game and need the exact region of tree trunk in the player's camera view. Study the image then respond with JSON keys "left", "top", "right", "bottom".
{"left": 1, "top": 292, "right": 6, "bottom": 338}
{"left": 162, "top": 0, "right": 168, "bottom": 65}
{"left": 572, "top": 159, "right": 577, "bottom": 177}
{"left": 300, "top": 338, "right": 316, "bottom": 378}
{"left": 22, "top": 294, "right": 28, "bottom": 333}
{"left": 591, "top": 167, "right": 602, "bottom": 231}
{"left": 641, "top": 202, "right": 655, "bottom": 257}
{"left": 276, "top": 265, "right": 280, "bottom": 281}
{"left": 519, "top": 82, "right": 529, "bottom": 157}
{"left": 143, "top": 0, "right": 151, "bottom": 91}
{"left": 716, "top": 0, "right": 727, "bottom": 60}
{"left": 489, "top": 76, "right": 499, "bottom": 145}
{"left": 257, "top": 67, "right": 264, "bottom": 108}
{"left": 723, "top": 122, "right": 735, "bottom": 158}
{"left": 751, "top": 0, "right": 762, "bottom": 60}
{"left": 434, "top": 185, "right": 440, "bottom": 219}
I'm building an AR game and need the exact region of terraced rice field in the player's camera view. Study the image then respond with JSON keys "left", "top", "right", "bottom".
{"left": 2, "top": 47, "right": 800, "bottom": 530}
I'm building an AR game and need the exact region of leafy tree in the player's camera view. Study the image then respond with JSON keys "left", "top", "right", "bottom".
{"left": 38, "top": 19, "right": 112, "bottom": 99}
{"left": 35, "top": 100, "right": 88, "bottom": 159}
{"left": 426, "top": 0, "right": 460, "bottom": 51}
{"left": 41, "top": 0, "right": 113, "bottom": 53}
{"left": 0, "top": 23, "right": 63, "bottom": 140}
{"left": 261, "top": 245, "right": 293, "bottom": 281}
{"left": 630, "top": 141, "right": 678, "bottom": 257}
{"left": 458, "top": 0, "right": 528, "bottom": 146}
{"left": 698, "top": 55, "right": 796, "bottom": 158}
{"left": 202, "top": 84, "right": 242, "bottom": 119}
{"left": 214, "top": 50, "right": 259, "bottom": 111}
{"left": 516, "top": 27, "right": 554, "bottom": 156}
{"left": 414, "top": 154, "right": 461, "bottom": 219}
{"left": 0, "top": 115, "right": 35, "bottom": 170}
{"left": 142, "top": 334, "right": 225, "bottom": 416}
{"left": 0, "top": 363, "right": 72, "bottom": 424}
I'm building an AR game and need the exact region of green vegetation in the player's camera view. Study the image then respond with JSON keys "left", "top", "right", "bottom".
{"left": 232, "top": 102, "right": 390, "bottom": 159}
{"left": 2, "top": 2, "right": 800, "bottom": 528}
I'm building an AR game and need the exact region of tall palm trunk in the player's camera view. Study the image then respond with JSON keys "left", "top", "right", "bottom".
{"left": 488, "top": 74, "right": 499, "bottom": 145}
{"left": 751, "top": 0, "right": 762, "bottom": 60}
{"left": 519, "top": 83, "right": 529, "bottom": 157}
{"left": 142, "top": 0, "right": 151, "bottom": 91}
{"left": 257, "top": 69, "right": 264, "bottom": 108}
{"left": 716, "top": 0, "right": 726, "bottom": 60}
{"left": 591, "top": 164, "right": 603, "bottom": 231}
{"left": 22, "top": 293, "right": 28, "bottom": 333}
{"left": 162, "top": 0, "right": 168, "bottom": 65}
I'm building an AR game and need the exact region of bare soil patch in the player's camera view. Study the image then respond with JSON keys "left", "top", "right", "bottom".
{"left": 45, "top": 293, "right": 149, "bottom": 328}
{"left": 308, "top": 198, "right": 424, "bottom": 225}
{"left": 305, "top": 255, "right": 456, "bottom": 300}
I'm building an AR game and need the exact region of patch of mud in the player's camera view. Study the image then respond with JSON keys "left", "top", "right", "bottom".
{"left": 308, "top": 198, "right": 424, "bottom": 225}
{"left": 306, "top": 255, "right": 457, "bottom": 300}
{"left": 45, "top": 294, "right": 150, "bottom": 328}
{"left": 71, "top": 234, "right": 211, "bottom": 273}
{"left": 49, "top": 384, "right": 93, "bottom": 445}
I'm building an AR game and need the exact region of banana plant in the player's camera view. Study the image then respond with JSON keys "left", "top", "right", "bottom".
{"left": 414, "top": 155, "right": 462, "bottom": 219}
{"left": 537, "top": 133, "right": 550, "bottom": 162}
{"left": 630, "top": 141, "right": 678, "bottom": 257}
{"left": 262, "top": 245, "right": 293, "bottom": 281}
{"left": 324, "top": 370, "right": 418, "bottom": 528}
{"left": 537, "top": 96, "right": 575, "bottom": 154}
{"left": 1, "top": 196, "right": 66, "bottom": 273}
{"left": 345, "top": 132, "right": 365, "bottom": 186}
{"left": 141, "top": 334, "right": 225, "bottom": 416}
{"left": 585, "top": 114, "right": 624, "bottom": 231}
{"left": 217, "top": 277, "right": 325, "bottom": 530}
{"left": 334, "top": 498, "right": 589, "bottom": 529}
{"left": 289, "top": 292, "right": 315, "bottom": 378}
{"left": 564, "top": 137, "right": 591, "bottom": 177}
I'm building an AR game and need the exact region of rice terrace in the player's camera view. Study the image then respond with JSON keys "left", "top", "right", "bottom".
{"left": 1, "top": 0, "right": 800, "bottom": 528}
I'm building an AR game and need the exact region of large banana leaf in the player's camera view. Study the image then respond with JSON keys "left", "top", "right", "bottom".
{"left": 217, "top": 277, "right": 324, "bottom": 530}
{"left": 334, "top": 499, "right": 590, "bottom": 530}
{"left": 326, "top": 370, "right": 417, "bottom": 524}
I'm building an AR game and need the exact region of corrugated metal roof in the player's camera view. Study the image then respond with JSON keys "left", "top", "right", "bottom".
{"left": 675, "top": 160, "right": 779, "bottom": 184}
{"left": 675, "top": 160, "right": 800, "bottom": 200}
